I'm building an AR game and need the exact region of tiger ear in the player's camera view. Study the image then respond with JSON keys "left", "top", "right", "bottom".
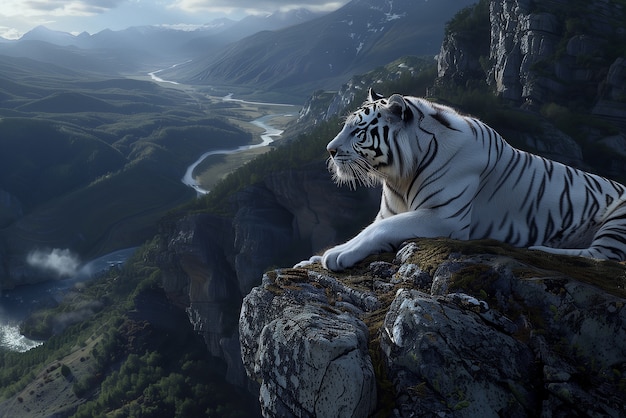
{"left": 387, "top": 94, "right": 414, "bottom": 122}
{"left": 367, "top": 88, "right": 385, "bottom": 102}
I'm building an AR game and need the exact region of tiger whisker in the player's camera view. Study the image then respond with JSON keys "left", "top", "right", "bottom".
{"left": 328, "top": 155, "right": 385, "bottom": 189}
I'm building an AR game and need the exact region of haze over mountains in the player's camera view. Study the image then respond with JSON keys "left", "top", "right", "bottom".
{"left": 0, "top": 0, "right": 475, "bottom": 98}
{"left": 0, "top": 8, "right": 327, "bottom": 74}
{"left": 171, "top": 0, "right": 477, "bottom": 95}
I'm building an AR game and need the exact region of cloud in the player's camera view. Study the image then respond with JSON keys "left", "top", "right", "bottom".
{"left": 0, "top": 0, "right": 349, "bottom": 39}
{"left": 0, "top": 0, "right": 348, "bottom": 19}
{"left": 170, "top": 0, "right": 348, "bottom": 15}
{"left": 0, "top": 25, "right": 22, "bottom": 39}
{"left": 51, "top": 300, "right": 104, "bottom": 334}
{"left": 26, "top": 248, "right": 81, "bottom": 277}
{"left": 0, "top": 0, "right": 125, "bottom": 18}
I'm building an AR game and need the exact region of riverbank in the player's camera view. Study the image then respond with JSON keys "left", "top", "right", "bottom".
{"left": 145, "top": 69, "right": 300, "bottom": 194}
{"left": 182, "top": 98, "right": 298, "bottom": 194}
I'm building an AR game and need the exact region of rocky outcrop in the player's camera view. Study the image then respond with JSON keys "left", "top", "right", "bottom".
{"left": 438, "top": 0, "right": 626, "bottom": 109}
{"left": 240, "top": 270, "right": 377, "bottom": 417}
{"left": 518, "top": 121, "right": 584, "bottom": 167}
{"left": 241, "top": 238, "right": 626, "bottom": 417}
{"left": 297, "top": 56, "right": 431, "bottom": 128}
{"left": 487, "top": 0, "right": 561, "bottom": 103}
{"left": 594, "top": 57, "right": 626, "bottom": 128}
{"left": 436, "top": 0, "right": 626, "bottom": 176}
{"left": 158, "top": 163, "right": 379, "bottom": 388}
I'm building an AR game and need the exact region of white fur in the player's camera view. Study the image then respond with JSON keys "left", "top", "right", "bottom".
{"left": 296, "top": 90, "right": 626, "bottom": 271}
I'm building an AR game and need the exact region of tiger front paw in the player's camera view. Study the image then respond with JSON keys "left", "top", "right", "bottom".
{"left": 293, "top": 250, "right": 357, "bottom": 271}
{"left": 293, "top": 255, "right": 323, "bottom": 268}
{"left": 320, "top": 244, "right": 365, "bottom": 272}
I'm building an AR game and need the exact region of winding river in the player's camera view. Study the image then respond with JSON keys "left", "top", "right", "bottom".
{"left": 146, "top": 67, "right": 296, "bottom": 194}
{"left": 1, "top": 76, "right": 295, "bottom": 351}
{"left": 182, "top": 97, "right": 295, "bottom": 194}
{"left": 147, "top": 60, "right": 192, "bottom": 85}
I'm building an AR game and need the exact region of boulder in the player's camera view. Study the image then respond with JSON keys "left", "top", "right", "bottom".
{"left": 240, "top": 270, "right": 377, "bottom": 417}
{"left": 240, "top": 238, "right": 626, "bottom": 417}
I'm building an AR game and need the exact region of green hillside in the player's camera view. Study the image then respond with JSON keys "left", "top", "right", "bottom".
{"left": 0, "top": 62, "right": 253, "bottom": 268}
{"left": 17, "top": 92, "right": 121, "bottom": 113}
{"left": 0, "top": 243, "right": 259, "bottom": 417}
{"left": 4, "top": 162, "right": 193, "bottom": 257}
{"left": 0, "top": 118, "right": 125, "bottom": 210}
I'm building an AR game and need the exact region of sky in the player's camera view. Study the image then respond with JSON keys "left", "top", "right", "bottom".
{"left": 0, "top": 0, "right": 349, "bottom": 40}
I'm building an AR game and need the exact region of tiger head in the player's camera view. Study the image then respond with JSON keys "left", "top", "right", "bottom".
{"left": 326, "top": 88, "right": 418, "bottom": 188}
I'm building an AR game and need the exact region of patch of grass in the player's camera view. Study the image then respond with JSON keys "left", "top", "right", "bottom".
{"left": 405, "top": 238, "right": 626, "bottom": 299}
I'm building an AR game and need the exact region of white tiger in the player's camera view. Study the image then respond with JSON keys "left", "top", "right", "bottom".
{"left": 297, "top": 89, "right": 626, "bottom": 271}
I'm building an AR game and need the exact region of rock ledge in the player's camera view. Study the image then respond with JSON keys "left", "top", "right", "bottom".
{"left": 240, "top": 238, "right": 626, "bottom": 417}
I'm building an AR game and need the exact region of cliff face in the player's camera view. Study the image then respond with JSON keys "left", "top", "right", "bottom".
{"left": 437, "top": 0, "right": 626, "bottom": 177}
{"left": 240, "top": 239, "right": 626, "bottom": 417}
{"left": 158, "top": 163, "right": 379, "bottom": 387}
{"left": 439, "top": 0, "right": 626, "bottom": 114}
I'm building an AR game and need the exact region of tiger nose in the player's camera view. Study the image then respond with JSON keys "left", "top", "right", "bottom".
{"left": 328, "top": 148, "right": 337, "bottom": 157}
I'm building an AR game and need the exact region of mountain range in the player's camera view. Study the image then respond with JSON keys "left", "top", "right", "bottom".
{"left": 1, "top": 0, "right": 475, "bottom": 99}
{"left": 0, "top": 8, "right": 327, "bottom": 75}
{"left": 163, "top": 0, "right": 477, "bottom": 97}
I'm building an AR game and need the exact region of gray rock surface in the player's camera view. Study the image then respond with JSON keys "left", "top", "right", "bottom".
{"left": 240, "top": 238, "right": 626, "bottom": 417}
{"left": 157, "top": 164, "right": 379, "bottom": 387}
{"left": 240, "top": 270, "right": 377, "bottom": 417}
{"left": 438, "top": 0, "right": 626, "bottom": 109}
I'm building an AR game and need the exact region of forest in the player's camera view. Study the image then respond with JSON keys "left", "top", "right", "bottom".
{"left": 0, "top": 241, "right": 259, "bottom": 417}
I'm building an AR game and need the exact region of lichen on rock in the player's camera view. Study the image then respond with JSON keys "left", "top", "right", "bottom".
{"left": 240, "top": 238, "right": 626, "bottom": 417}
{"left": 240, "top": 269, "right": 377, "bottom": 417}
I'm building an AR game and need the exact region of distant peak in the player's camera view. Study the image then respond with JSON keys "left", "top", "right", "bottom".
{"left": 269, "top": 8, "right": 314, "bottom": 20}
{"left": 22, "top": 25, "right": 51, "bottom": 36}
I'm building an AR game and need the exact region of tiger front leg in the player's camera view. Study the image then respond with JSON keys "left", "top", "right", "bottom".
{"left": 318, "top": 209, "right": 468, "bottom": 271}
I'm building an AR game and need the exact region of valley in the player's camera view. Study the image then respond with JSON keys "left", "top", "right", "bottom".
{"left": 0, "top": 58, "right": 299, "bottom": 288}
{"left": 0, "top": 59, "right": 299, "bottom": 353}
{"left": 177, "top": 88, "right": 299, "bottom": 194}
{"left": 183, "top": 111, "right": 296, "bottom": 194}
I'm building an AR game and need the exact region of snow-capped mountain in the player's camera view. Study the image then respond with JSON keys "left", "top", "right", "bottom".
{"left": 165, "top": 0, "right": 476, "bottom": 96}
{"left": 19, "top": 26, "right": 90, "bottom": 47}
{"left": 0, "top": 9, "right": 326, "bottom": 75}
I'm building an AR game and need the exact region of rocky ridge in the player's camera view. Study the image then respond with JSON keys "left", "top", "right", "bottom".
{"left": 438, "top": 0, "right": 626, "bottom": 113}
{"left": 436, "top": 0, "right": 626, "bottom": 174}
{"left": 240, "top": 238, "right": 626, "bottom": 417}
{"left": 296, "top": 56, "right": 433, "bottom": 129}
{"left": 157, "top": 163, "right": 380, "bottom": 388}
{"left": 183, "top": 0, "right": 474, "bottom": 96}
